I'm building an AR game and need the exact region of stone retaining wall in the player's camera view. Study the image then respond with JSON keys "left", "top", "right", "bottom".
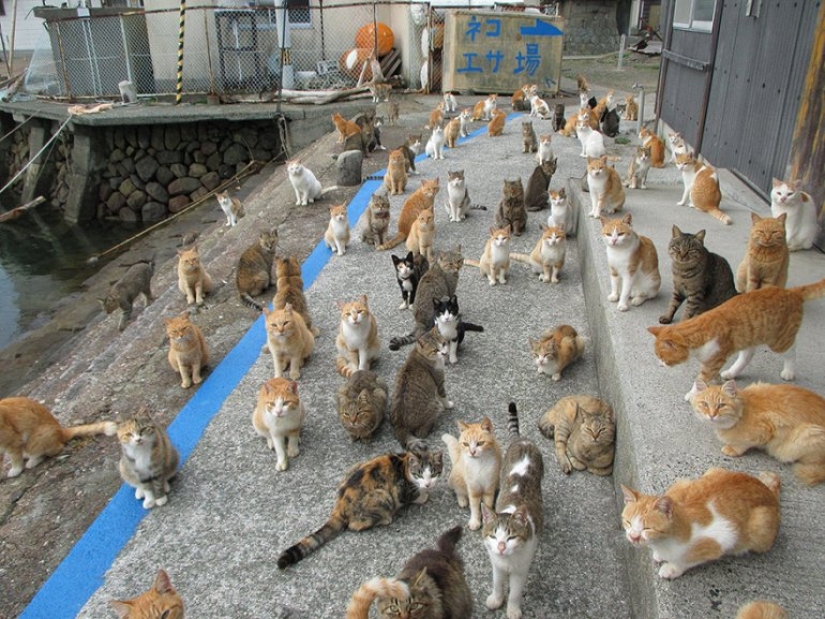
{"left": 560, "top": 0, "right": 621, "bottom": 57}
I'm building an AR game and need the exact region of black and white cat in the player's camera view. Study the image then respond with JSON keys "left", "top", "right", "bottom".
{"left": 392, "top": 251, "right": 429, "bottom": 310}
{"left": 432, "top": 295, "right": 483, "bottom": 364}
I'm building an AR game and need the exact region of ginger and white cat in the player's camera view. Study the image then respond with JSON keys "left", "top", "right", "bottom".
{"left": 675, "top": 153, "right": 732, "bottom": 225}
{"left": 442, "top": 417, "right": 502, "bottom": 530}
{"left": 444, "top": 116, "right": 461, "bottom": 149}
{"left": 117, "top": 414, "right": 179, "bottom": 509}
{"left": 472, "top": 94, "right": 497, "bottom": 121}
{"left": 586, "top": 156, "right": 625, "bottom": 218}
{"left": 335, "top": 294, "right": 380, "bottom": 378}
{"left": 624, "top": 94, "right": 638, "bottom": 121}
{"left": 109, "top": 569, "right": 183, "bottom": 619}
{"left": 426, "top": 101, "right": 444, "bottom": 130}
{"left": 510, "top": 224, "right": 567, "bottom": 284}
{"left": 466, "top": 225, "right": 511, "bottom": 286}
{"left": 621, "top": 467, "right": 780, "bottom": 579}
{"left": 263, "top": 303, "right": 316, "bottom": 380}
{"left": 287, "top": 159, "right": 323, "bottom": 206}
{"left": 528, "top": 324, "right": 584, "bottom": 381}
{"left": 216, "top": 190, "right": 245, "bottom": 227}
{"left": 536, "top": 133, "right": 553, "bottom": 164}
{"left": 623, "top": 146, "right": 651, "bottom": 190}
{"left": 252, "top": 377, "right": 305, "bottom": 471}
{"left": 458, "top": 108, "right": 471, "bottom": 137}
{"left": 600, "top": 214, "right": 660, "bottom": 311}
{"left": 405, "top": 207, "right": 436, "bottom": 263}
{"left": 384, "top": 149, "right": 408, "bottom": 196}
{"left": 164, "top": 310, "right": 209, "bottom": 389}
{"left": 770, "top": 177, "right": 819, "bottom": 250}
{"left": 176, "top": 245, "right": 212, "bottom": 306}
{"left": 638, "top": 126, "right": 666, "bottom": 168}
{"left": 443, "top": 91, "right": 457, "bottom": 113}
{"left": 548, "top": 188, "right": 573, "bottom": 234}
{"left": 324, "top": 203, "right": 350, "bottom": 256}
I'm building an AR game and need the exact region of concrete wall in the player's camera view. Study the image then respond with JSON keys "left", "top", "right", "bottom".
{"left": 0, "top": 0, "right": 45, "bottom": 53}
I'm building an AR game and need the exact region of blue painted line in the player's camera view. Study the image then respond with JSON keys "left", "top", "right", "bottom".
{"left": 19, "top": 178, "right": 384, "bottom": 619}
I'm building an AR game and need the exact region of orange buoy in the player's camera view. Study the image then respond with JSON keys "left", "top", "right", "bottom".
{"left": 355, "top": 22, "right": 394, "bottom": 57}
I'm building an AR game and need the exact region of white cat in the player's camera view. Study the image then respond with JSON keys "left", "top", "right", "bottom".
{"left": 443, "top": 92, "right": 457, "bottom": 113}
{"left": 445, "top": 170, "right": 472, "bottom": 223}
{"left": 287, "top": 159, "right": 322, "bottom": 206}
{"left": 770, "top": 178, "right": 819, "bottom": 251}
{"left": 535, "top": 134, "right": 554, "bottom": 165}
{"left": 426, "top": 125, "right": 445, "bottom": 160}
{"left": 576, "top": 117, "right": 606, "bottom": 159}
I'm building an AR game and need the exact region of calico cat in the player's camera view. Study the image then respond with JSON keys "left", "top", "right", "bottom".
{"left": 263, "top": 303, "right": 315, "bottom": 380}
{"left": 176, "top": 245, "right": 212, "bottom": 306}
{"left": 466, "top": 225, "right": 511, "bottom": 286}
{"left": 538, "top": 395, "right": 614, "bottom": 475}
{"left": 445, "top": 169, "right": 471, "bottom": 223}
{"left": 511, "top": 223, "right": 567, "bottom": 284}
{"left": 689, "top": 380, "right": 825, "bottom": 486}
{"left": 638, "top": 126, "right": 666, "bottom": 167}
{"left": 273, "top": 256, "right": 319, "bottom": 335}
{"left": 445, "top": 116, "right": 461, "bottom": 149}
{"left": 621, "top": 467, "right": 781, "bottom": 579}
{"left": 378, "top": 178, "right": 440, "bottom": 251}
{"left": 332, "top": 112, "right": 361, "bottom": 143}
{"left": 521, "top": 121, "right": 537, "bottom": 153}
{"left": 109, "top": 569, "right": 183, "bottom": 619}
{"left": 553, "top": 103, "right": 565, "bottom": 132}
{"left": 236, "top": 227, "right": 278, "bottom": 311}
{"left": 659, "top": 226, "right": 736, "bottom": 324}
{"left": 276, "top": 446, "right": 443, "bottom": 569}
{"left": 587, "top": 156, "right": 625, "bottom": 218}
{"left": 548, "top": 188, "right": 573, "bottom": 234}
{"left": 622, "top": 146, "right": 651, "bottom": 190}
{"left": 647, "top": 278, "right": 825, "bottom": 400}
{"left": 624, "top": 94, "right": 638, "bottom": 121}
{"left": 335, "top": 295, "right": 380, "bottom": 377}
{"left": 481, "top": 403, "right": 544, "bottom": 619}
{"left": 495, "top": 178, "right": 526, "bottom": 236}
{"left": 528, "top": 324, "right": 584, "bottom": 381}
{"left": 384, "top": 149, "right": 408, "bottom": 196}
{"left": 737, "top": 601, "right": 788, "bottom": 619}
{"left": 536, "top": 133, "right": 553, "bottom": 164}
{"left": 360, "top": 192, "right": 391, "bottom": 246}
{"left": 216, "top": 190, "right": 245, "bottom": 227}
{"left": 487, "top": 109, "right": 506, "bottom": 137}
{"left": 117, "top": 413, "right": 179, "bottom": 509}
{"left": 432, "top": 294, "right": 484, "bottom": 364}
{"left": 389, "top": 246, "right": 463, "bottom": 350}
{"left": 287, "top": 159, "right": 323, "bottom": 206}
{"left": 324, "top": 203, "right": 351, "bottom": 256}
{"left": 425, "top": 125, "right": 445, "bottom": 160}
{"left": 524, "top": 158, "right": 557, "bottom": 212}
{"left": 336, "top": 370, "right": 387, "bottom": 442}
{"left": 389, "top": 330, "right": 453, "bottom": 447}
{"left": 402, "top": 134, "right": 423, "bottom": 176}
{"left": 426, "top": 102, "right": 445, "bottom": 131}
{"left": 100, "top": 260, "right": 154, "bottom": 331}
{"left": 472, "top": 94, "right": 497, "bottom": 121}
{"left": 252, "top": 377, "right": 305, "bottom": 471}
{"left": 735, "top": 213, "right": 789, "bottom": 292}
{"left": 164, "top": 310, "right": 209, "bottom": 388}
{"left": 0, "top": 397, "right": 116, "bottom": 478}
{"left": 346, "top": 526, "right": 472, "bottom": 619}
{"left": 600, "top": 214, "right": 660, "bottom": 311}
{"left": 770, "top": 178, "right": 819, "bottom": 250}
{"left": 392, "top": 251, "right": 429, "bottom": 310}
{"left": 442, "top": 418, "right": 502, "bottom": 530}
{"left": 675, "top": 153, "right": 732, "bottom": 224}
{"left": 406, "top": 207, "right": 436, "bottom": 263}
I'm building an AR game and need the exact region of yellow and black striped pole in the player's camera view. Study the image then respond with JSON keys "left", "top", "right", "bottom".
{"left": 176, "top": 0, "right": 186, "bottom": 105}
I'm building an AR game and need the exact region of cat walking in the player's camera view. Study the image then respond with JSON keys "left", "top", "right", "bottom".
{"left": 99, "top": 260, "right": 154, "bottom": 331}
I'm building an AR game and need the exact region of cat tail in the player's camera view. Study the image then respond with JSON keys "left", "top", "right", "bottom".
{"left": 388, "top": 328, "right": 421, "bottom": 352}
{"left": 239, "top": 293, "right": 265, "bottom": 312}
{"left": 335, "top": 356, "right": 356, "bottom": 378}
{"left": 507, "top": 402, "right": 521, "bottom": 439}
{"left": 60, "top": 421, "right": 118, "bottom": 441}
{"left": 345, "top": 578, "right": 409, "bottom": 619}
{"left": 795, "top": 277, "right": 825, "bottom": 302}
{"left": 788, "top": 425, "right": 825, "bottom": 486}
{"left": 509, "top": 253, "right": 533, "bottom": 266}
{"left": 276, "top": 513, "right": 347, "bottom": 569}
{"left": 756, "top": 471, "right": 782, "bottom": 498}
{"left": 436, "top": 525, "right": 464, "bottom": 558}
{"left": 463, "top": 259, "right": 481, "bottom": 268}
{"left": 441, "top": 433, "right": 461, "bottom": 465}
{"left": 462, "top": 321, "right": 484, "bottom": 333}
{"left": 706, "top": 207, "right": 733, "bottom": 225}
{"left": 471, "top": 204, "right": 488, "bottom": 211}
{"left": 377, "top": 231, "right": 406, "bottom": 251}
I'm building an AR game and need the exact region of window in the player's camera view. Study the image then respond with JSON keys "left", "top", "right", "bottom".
{"left": 287, "top": 0, "right": 311, "bottom": 27}
{"left": 673, "top": 0, "right": 716, "bottom": 32}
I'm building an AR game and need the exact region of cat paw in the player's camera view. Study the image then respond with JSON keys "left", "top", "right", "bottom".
{"left": 720, "top": 369, "right": 737, "bottom": 380}
{"left": 444, "top": 400, "right": 454, "bottom": 409}
{"left": 398, "top": 301, "right": 409, "bottom": 310}
{"left": 155, "top": 496, "right": 168, "bottom": 507}
{"left": 7, "top": 466, "right": 23, "bottom": 478}
{"left": 658, "top": 563, "right": 685, "bottom": 579}
{"left": 631, "top": 296, "right": 647, "bottom": 306}
{"left": 180, "top": 380, "right": 192, "bottom": 389}
{"left": 721, "top": 445, "right": 744, "bottom": 457}
{"left": 552, "top": 373, "right": 561, "bottom": 381}
{"left": 652, "top": 551, "right": 663, "bottom": 562}
{"left": 617, "top": 303, "right": 629, "bottom": 312}
{"left": 468, "top": 517, "right": 481, "bottom": 530}
{"left": 506, "top": 605, "right": 523, "bottom": 619}
{"left": 142, "top": 497, "right": 156, "bottom": 509}
{"left": 780, "top": 368, "right": 796, "bottom": 381}
{"left": 485, "top": 594, "right": 504, "bottom": 610}
{"left": 676, "top": 200, "right": 686, "bottom": 206}
{"left": 488, "top": 278, "right": 497, "bottom": 286}
{"left": 276, "top": 460, "right": 288, "bottom": 472}
{"left": 135, "top": 488, "right": 145, "bottom": 500}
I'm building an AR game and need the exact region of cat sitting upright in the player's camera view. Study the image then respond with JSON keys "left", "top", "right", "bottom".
{"left": 391, "top": 251, "right": 429, "bottom": 311}
{"left": 432, "top": 294, "right": 483, "bottom": 364}
{"left": 216, "top": 190, "right": 245, "bottom": 227}
{"left": 287, "top": 158, "right": 323, "bottom": 206}
{"left": 117, "top": 412, "right": 179, "bottom": 509}
{"left": 770, "top": 177, "right": 819, "bottom": 250}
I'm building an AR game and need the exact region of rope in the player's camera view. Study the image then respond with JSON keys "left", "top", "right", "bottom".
{"left": 0, "top": 116, "right": 72, "bottom": 197}
{"left": 176, "top": 0, "right": 186, "bottom": 105}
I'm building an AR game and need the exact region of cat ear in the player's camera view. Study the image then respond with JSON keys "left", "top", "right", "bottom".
{"left": 457, "top": 420, "right": 469, "bottom": 432}
{"left": 721, "top": 380, "right": 737, "bottom": 397}
{"left": 694, "top": 379, "right": 709, "bottom": 393}
{"left": 694, "top": 229, "right": 706, "bottom": 243}
{"left": 359, "top": 294, "right": 369, "bottom": 307}
{"left": 776, "top": 212, "right": 787, "bottom": 224}
{"left": 153, "top": 569, "right": 174, "bottom": 594}
{"left": 671, "top": 225, "right": 681, "bottom": 238}
{"left": 481, "top": 503, "right": 495, "bottom": 523}
{"left": 647, "top": 326, "right": 663, "bottom": 337}
{"left": 109, "top": 600, "right": 133, "bottom": 618}
{"left": 336, "top": 300, "right": 346, "bottom": 310}
{"left": 559, "top": 188, "right": 566, "bottom": 197}
{"left": 410, "top": 568, "right": 429, "bottom": 588}
{"left": 512, "top": 505, "right": 530, "bottom": 527}
{"left": 751, "top": 212, "right": 761, "bottom": 224}
{"left": 284, "top": 303, "right": 293, "bottom": 313}
{"left": 622, "top": 213, "right": 632, "bottom": 225}
{"left": 289, "top": 381, "right": 299, "bottom": 395}
{"left": 480, "top": 416, "right": 494, "bottom": 433}
{"left": 772, "top": 177, "right": 782, "bottom": 187}
{"left": 653, "top": 496, "right": 674, "bottom": 518}
{"left": 262, "top": 306, "right": 271, "bottom": 317}
{"left": 620, "top": 485, "right": 639, "bottom": 506}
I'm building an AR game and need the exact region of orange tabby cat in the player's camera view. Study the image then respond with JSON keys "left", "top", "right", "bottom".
{"left": 109, "top": 569, "right": 184, "bottom": 619}
{"left": 384, "top": 149, "right": 408, "bottom": 195}
{"left": 559, "top": 108, "right": 586, "bottom": 137}
{"left": 252, "top": 377, "right": 305, "bottom": 471}
{"left": 164, "top": 310, "right": 209, "bottom": 389}
{"left": 377, "top": 178, "right": 440, "bottom": 251}
{"left": 510, "top": 224, "right": 566, "bottom": 283}
{"left": 332, "top": 112, "right": 361, "bottom": 143}
{"left": 335, "top": 294, "right": 380, "bottom": 378}
{"left": 445, "top": 116, "right": 461, "bottom": 148}
{"left": 528, "top": 324, "right": 584, "bottom": 381}
{"left": 405, "top": 207, "right": 436, "bottom": 263}
{"left": 273, "top": 256, "right": 319, "bottom": 336}
{"left": 426, "top": 101, "right": 444, "bottom": 130}
{"left": 737, "top": 601, "right": 788, "bottom": 619}
{"left": 675, "top": 153, "right": 732, "bottom": 225}
{"left": 647, "top": 277, "right": 825, "bottom": 400}
{"left": 0, "top": 397, "right": 116, "bottom": 478}
{"left": 621, "top": 468, "right": 780, "bottom": 579}
{"left": 623, "top": 94, "right": 638, "bottom": 121}
{"left": 487, "top": 109, "right": 506, "bottom": 137}
{"left": 176, "top": 245, "right": 212, "bottom": 306}
{"left": 735, "top": 213, "right": 789, "bottom": 292}
{"left": 600, "top": 214, "right": 660, "bottom": 311}
{"left": 586, "top": 155, "right": 625, "bottom": 218}
{"left": 690, "top": 380, "right": 825, "bottom": 485}
{"left": 638, "top": 126, "right": 665, "bottom": 167}
{"left": 263, "top": 303, "right": 316, "bottom": 380}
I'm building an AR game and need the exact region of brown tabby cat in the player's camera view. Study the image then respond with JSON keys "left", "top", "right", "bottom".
{"left": 406, "top": 207, "right": 436, "bottom": 263}
{"left": 442, "top": 417, "right": 502, "bottom": 530}
{"left": 600, "top": 214, "right": 660, "bottom": 311}
{"left": 100, "top": 260, "right": 154, "bottom": 331}
{"left": 117, "top": 413, "right": 179, "bottom": 509}
{"left": 263, "top": 303, "right": 315, "bottom": 380}
{"left": 528, "top": 324, "right": 584, "bottom": 381}
{"left": 164, "top": 310, "right": 209, "bottom": 389}
{"left": 621, "top": 468, "right": 781, "bottom": 579}
{"left": 389, "top": 330, "right": 453, "bottom": 447}
{"left": 109, "top": 569, "right": 184, "bottom": 619}
{"left": 495, "top": 178, "right": 527, "bottom": 236}
{"left": 277, "top": 446, "right": 443, "bottom": 569}
{"left": 638, "top": 126, "right": 665, "bottom": 167}
{"left": 622, "top": 146, "right": 651, "bottom": 190}
{"left": 336, "top": 370, "right": 387, "bottom": 442}
{"left": 0, "top": 397, "right": 116, "bottom": 478}
{"left": 689, "top": 380, "right": 825, "bottom": 485}
{"left": 487, "top": 109, "right": 506, "bottom": 137}
{"left": 521, "top": 120, "right": 537, "bottom": 153}
{"left": 360, "top": 192, "right": 391, "bottom": 246}
{"left": 675, "top": 153, "right": 732, "bottom": 225}
{"left": 384, "top": 149, "right": 408, "bottom": 196}
{"left": 647, "top": 278, "right": 825, "bottom": 400}
{"left": 335, "top": 295, "right": 380, "bottom": 377}
{"left": 346, "top": 526, "right": 472, "bottom": 619}
{"left": 236, "top": 227, "right": 278, "bottom": 311}
{"left": 401, "top": 134, "right": 422, "bottom": 176}
{"left": 378, "top": 178, "right": 440, "bottom": 251}
{"left": 538, "top": 395, "right": 614, "bottom": 475}
{"left": 524, "top": 158, "right": 557, "bottom": 212}
{"left": 510, "top": 224, "right": 567, "bottom": 284}
{"left": 737, "top": 601, "right": 787, "bottom": 619}
{"left": 332, "top": 112, "right": 361, "bottom": 143}
{"left": 735, "top": 213, "right": 789, "bottom": 293}
{"left": 252, "top": 377, "right": 305, "bottom": 471}
{"left": 176, "top": 245, "right": 212, "bottom": 306}
{"left": 273, "top": 256, "right": 319, "bottom": 336}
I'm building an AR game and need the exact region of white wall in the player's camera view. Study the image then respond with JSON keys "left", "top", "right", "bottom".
{"left": 1, "top": 0, "right": 48, "bottom": 55}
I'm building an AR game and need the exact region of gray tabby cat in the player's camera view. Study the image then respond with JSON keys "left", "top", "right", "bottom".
{"left": 337, "top": 369, "right": 388, "bottom": 442}
{"left": 495, "top": 178, "right": 527, "bottom": 236}
{"left": 117, "top": 414, "right": 179, "bottom": 509}
{"left": 521, "top": 121, "right": 537, "bottom": 153}
{"left": 481, "top": 403, "right": 544, "bottom": 619}
{"left": 524, "top": 158, "right": 557, "bottom": 212}
{"left": 360, "top": 193, "right": 392, "bottom": 246}
{"left": 237, "top": 227, "right": 279, "bottom": 311}
{"left": 99, "top": 260, "right": 154, "bottom": 331}
{"left": 658, "top": 225, "right": 737, "bottom": 324}
{"left": 389, "top": 330, "right": 453, "bottom": 448}
{"left": 389, "top": 246, "right": 463, "bottom": 350}
{"left": 538, "top": 395, "right": 615, "bottom": 475}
